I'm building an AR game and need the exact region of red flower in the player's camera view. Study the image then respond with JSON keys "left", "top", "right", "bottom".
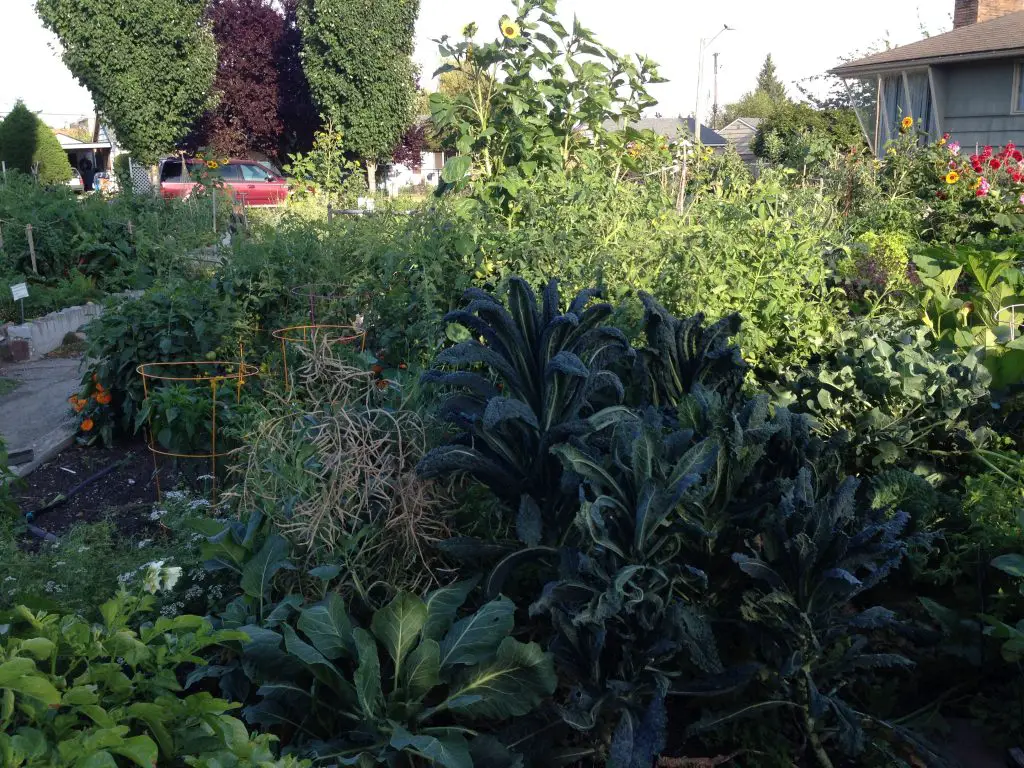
{"left": 1007, "top": 142, "right": 1016, "bottom": 151}
{"left": 991, "top": 158, "right": 1003, "bottom": 170}
{"left": 1013, "top": 150, "right": 1023, "bottom": 162}
{"left": 973, "top": 162, "right": 984, "bottom": 173}
{"left": 983, "top": 146, "right": 994, "bottom": 158}
{"left": 943, "top": 132, "right": 951, "bottom": 140}
{"left": 936, "top": 190, "right": 948, "bottom": 200}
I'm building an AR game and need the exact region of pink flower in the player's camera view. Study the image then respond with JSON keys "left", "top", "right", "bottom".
{"left": 1019, "top": 193, "right": 1024, "bottom": 206}
{"left": 948, "top": 160, "right": 959, "bottom": 169}
{"left": 948, "top": 141, "right": 961, "bottom": 155}
{"left": 976, "top": 177, "right": 991, "bottom": 197}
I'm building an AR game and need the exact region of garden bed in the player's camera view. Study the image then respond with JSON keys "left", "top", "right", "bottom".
{"left": 13, "top": 440, "right": 162, "bottom": 538}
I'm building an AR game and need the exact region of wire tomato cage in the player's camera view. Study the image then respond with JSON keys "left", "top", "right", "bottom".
{"left": 289, "top": 284, "right": 354, "bottom": 326}
{"left": 136, "top": 361, "right": 260, "bottom": 503}
{"left": 271, "top": 325, "right": 367, "bottom": 392}
{"left": 995, "top": 304, "right": 1024, "bottom": 342}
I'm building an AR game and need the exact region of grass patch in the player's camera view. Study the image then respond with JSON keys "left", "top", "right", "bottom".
{"left": 0, "top": 378, "right": 18, "bottom": 397}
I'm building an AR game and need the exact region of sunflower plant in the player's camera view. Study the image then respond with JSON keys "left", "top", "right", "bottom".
{"left": 429, "top": 0, "right": 664, "bottom": 206}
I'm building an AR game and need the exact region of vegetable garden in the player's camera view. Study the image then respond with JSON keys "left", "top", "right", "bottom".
{"left": 4, "top": 1, "right": 1024, "bottom": 766}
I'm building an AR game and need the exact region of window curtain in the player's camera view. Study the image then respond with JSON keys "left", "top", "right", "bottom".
{"left": 879, "top": 74, "right": 905, "bottom": 148}
{"left": 905, "top": 71, "right": 934, "bottom": 139}
{"left": 844, "top": 76, "right": 879, "bottom": 154}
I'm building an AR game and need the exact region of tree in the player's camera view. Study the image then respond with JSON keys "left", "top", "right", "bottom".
{"left": 756, "top": 54, "right": 788, "bottom": 103}
{"left": 722, "top": 54, "right": 791, "bottom": 125}
{"left": 190, "top": 0, "right": 284, "bottom": 157}
{"left": 278, "top": 0, "right": 320, "bottom": 156}
{"left": 0, "top": 101, "right": 72, "bottom": 184}
{"left": 36, "top": 0, "right": 217, "bottom": 164}
{"left": 297, "top": 0, "right": 420, "bottom": 191}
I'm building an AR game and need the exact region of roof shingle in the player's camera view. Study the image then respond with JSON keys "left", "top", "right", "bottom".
{"left": 832, "top": 11, "right": 1024, "bottom": 76}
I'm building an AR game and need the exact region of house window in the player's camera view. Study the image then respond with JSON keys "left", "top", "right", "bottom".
{"left": 1015, "top": 63, "right": 1024, "bottom": 113}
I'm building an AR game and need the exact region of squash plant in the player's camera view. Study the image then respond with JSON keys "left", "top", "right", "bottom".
{"left": 0, "top": 590, "right": 286, "bottom": 767}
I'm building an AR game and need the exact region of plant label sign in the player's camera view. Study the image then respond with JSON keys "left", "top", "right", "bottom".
{"left": 10, "top": 282, "right": 28, "bottom": 301}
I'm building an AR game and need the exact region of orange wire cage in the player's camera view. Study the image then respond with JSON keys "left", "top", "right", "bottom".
{"left": 136, "top": 360, "right": 260, "bottom": 502}
{"left": 270, "top": 324, "right": 367, "bottom": 391}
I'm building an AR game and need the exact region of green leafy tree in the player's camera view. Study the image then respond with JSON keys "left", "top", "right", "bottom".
{"left": 35, "top": 0, "right": 217, "bottom": 164}
{"left": 756, "top": 54, "right": 787, "bottom": 103}
{"left": 0, "top": 101, "right": 72, "bottom": 184}
{"left": 297, "top": 0, "right": 420, "bottom": 191}
{"left": 722, "top": 54, "right": 791, "bottom": 125}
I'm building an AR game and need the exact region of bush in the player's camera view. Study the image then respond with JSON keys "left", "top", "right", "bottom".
{"left": 75, "top": 280, "right": 238, "bottom": 444}
{"left": 0, "top": 101, "right": 72, "bottom": 185}
{"left": 0, "top": 588, "right": 302, "bottom": 766}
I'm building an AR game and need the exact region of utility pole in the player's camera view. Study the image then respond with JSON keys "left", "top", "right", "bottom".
{"left": 712, "top": 52, "right": 721, "bottom": 129}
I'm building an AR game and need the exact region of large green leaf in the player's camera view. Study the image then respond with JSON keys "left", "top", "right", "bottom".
{"left": 439, "top": 597, "right": 515, "bottom": 671}
{"left": 240, "top": 535, "right": 293, "bottom": 602}
{"left": 422, "top": 579, "right": 478, "bottom": 641}
{"left": 353, "top": 628, "right": 383, "bottom": 720}
{"left": 403, "top": 640, "right": 441, "bottom": 701}
{"left": 110, "top": 736, "right": 159, "bottom": 768}
{"left": 441, "top": 155, "right": 471, "bottom": 184}
{"left": 371, "top": 593, "right": 428, "bottom": 680}
{"left": 297, "top": 592, "right": 354, "bottom": 660}
{"left": 992, "top": 554, "right": 1024, "bottom": 578}
{"left": 444, "top": 638, "right": 556, "bottom": 720}
{"left": 281, "top": 625, "right": 351, "bottom": 698}
{"left": 390, "top": 725, "right": 472, "bottom": 768}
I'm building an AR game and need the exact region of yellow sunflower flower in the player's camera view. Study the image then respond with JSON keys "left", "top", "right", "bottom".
{"left": 500, "top": 15, "right": 521, "bottom": 39}
{"left": 945, "top": 171, "right": 960, "bottom": 184}
{"left": 207, "top": 160, "right": 219, "bottom": 170}
{"left": 901, "top": 116, "right": 913, "bottom": 132}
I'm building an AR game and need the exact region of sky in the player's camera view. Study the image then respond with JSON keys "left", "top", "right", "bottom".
{"left": 2, "top": 0, "right": 952, "bottom": 128}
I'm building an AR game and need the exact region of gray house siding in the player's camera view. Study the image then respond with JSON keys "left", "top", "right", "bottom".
{"left": 939, "top": 59, "right": 1024, "bottom": 147}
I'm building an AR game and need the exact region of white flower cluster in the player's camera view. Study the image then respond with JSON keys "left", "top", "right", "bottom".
{"left": 141, "top": 561, "right": 183, "bottom": 595}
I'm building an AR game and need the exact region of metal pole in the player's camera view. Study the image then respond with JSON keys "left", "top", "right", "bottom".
{"left": 712, "top": 52, "right": 720, "bottom": 129}
{"left": 26, "top": 225, "right": 37, "bottom": 274}
{"left": 212, "top": 187, "right": 217, "bottom": 236}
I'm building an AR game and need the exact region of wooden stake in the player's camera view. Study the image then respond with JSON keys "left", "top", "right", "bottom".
{"left": 327, "top": 202, "right": 333, "bottom": 224}
{"left": 26, "top": 224, "right": 37, "bottom": 274}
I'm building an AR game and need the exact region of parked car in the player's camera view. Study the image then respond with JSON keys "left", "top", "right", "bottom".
{"left": 158, "top": 158, "right": 289, "bottom": 206}
{"left": 67, "top": 168, "right": 84, "bottom": 193}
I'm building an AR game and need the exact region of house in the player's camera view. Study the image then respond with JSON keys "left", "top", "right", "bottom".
{"left": 718, "top": 118, "right": 764, "bottom": 163}
{"left": 832, "top": 0, "right": 1024, "bottom": 154}
{"left": 54, "top": 119, "right": 121, "bottom": 190}
{"left": 605, "top": 117, "right": 728, "bottom": 149}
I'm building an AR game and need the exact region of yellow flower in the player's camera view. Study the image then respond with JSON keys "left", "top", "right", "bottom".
{"left": 220, "top": 158, "right": 229, "bottom": 165}
{"left": 901, "top": 116, "right": 914, "bottom": 132}
{"left": 939, "top": 137, "right": 947, "bottom": 146}
{"left": 945, "top": 171, "right": 960, "bottom": 184}
{"left": 499, "top": 15, "right": 521, "bottom": 39}
{"left": 207, "top": 160, "right": 219, "bottom": 169}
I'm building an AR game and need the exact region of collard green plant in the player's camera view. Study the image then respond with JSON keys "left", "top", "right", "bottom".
{"left": 200, "top": 582, "right": 556, "bottom": 766}
{"left": 418, "top": 278, "right": 632, "bottom": 544}
{"left": 0, "top": 590, "right": 289, "bottom": 767}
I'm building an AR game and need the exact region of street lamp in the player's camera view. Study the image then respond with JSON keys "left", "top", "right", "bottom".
{"left": 677, "top": 24, "right": 733, "bottom": 214}
{"left": 695, "top": 24, "right": 734, "bottom": 138}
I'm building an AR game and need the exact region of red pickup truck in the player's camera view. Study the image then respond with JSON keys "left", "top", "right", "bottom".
{"left": 159, "top": 158, "right": 289, "bottom": 206}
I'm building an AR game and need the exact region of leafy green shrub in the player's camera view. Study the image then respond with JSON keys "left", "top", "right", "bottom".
{"left": 0, "top": 101, "right": 72, "bottom": 185}
{"left": 775, "top": 322, "right": 992, "bottom": 476}
{"left": 0, "top": 589, "right": 304, "bottom": 767}
{"left": 76, "top": 280, "right": 238, "bottom": 444}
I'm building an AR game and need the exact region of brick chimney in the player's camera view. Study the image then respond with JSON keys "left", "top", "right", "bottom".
{"left": 955, "top": 0, "right": 1024, "bottom": 27}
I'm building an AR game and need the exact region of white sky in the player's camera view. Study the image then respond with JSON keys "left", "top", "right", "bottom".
{"left": 2, "top": 0, "right": 951, "bottom": 127}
